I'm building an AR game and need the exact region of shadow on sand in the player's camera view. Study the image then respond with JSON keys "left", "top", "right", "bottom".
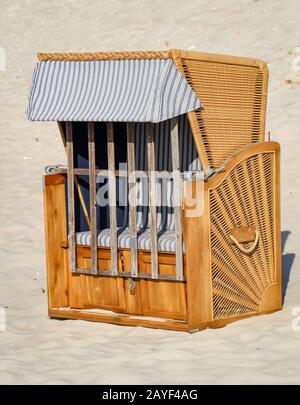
{"left": 281, "top": 230, "right": 295, "bottom": 304}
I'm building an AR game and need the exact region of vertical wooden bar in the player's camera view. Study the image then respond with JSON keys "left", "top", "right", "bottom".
{"left": 184, "top": 180, "right": 213, "bottom": 331}
{"left": 127, "top": 123, "right": 138, "bottom": 277}
{"left": 44, "top": 174, "right": 69, "bottom": 308}
{"left": 88, "top": 122, "right": 98, "bottom": 275}
{"left": 57, "top": 122, "right": 91, "bottom": 231}
{"left": 66, "top": 122, "right": 76, "bottom": 272}
{"left": 107, "top": 123, "right": 118, "bottom": 275}
{"left": 273, "top": 144, "right": 282, "bottom": 311}
{"left": 146, "top": 123, "right": 158, "bottom": 279}
{"left": 170, "top": 118, "right": 184, "bottom": 280}
{"left": 57, "top": 121, "right": 66, "bottom": 147}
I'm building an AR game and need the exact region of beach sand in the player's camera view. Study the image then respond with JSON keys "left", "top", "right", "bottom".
{"left": 0, "top": 0, "right": 299, "bottom": 384}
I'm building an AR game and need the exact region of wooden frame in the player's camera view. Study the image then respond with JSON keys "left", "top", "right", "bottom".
{"left": 66, "top": 122, "right": 76, "bottom": 273}
{"left": 39, "top": 49, "right": 280, "bottom": 332}
{"left": 64, "top": 120, "right": 185, "bottom": 283}
{"left": 44, "top": 142, "right": 281, "bottom": 332}
{"left": 146, "top": 123, "right": 159, "bottom": 279}
{"left": 170, "top": 118, "right": 184, "bottom": 281}
{"left": 106, "top": 122, "right": 118, "bottom": 276}
{"left": 127, "top": 123, "right": 138, "bottom": 277}
{"left": 88, "top": 122, "right": 98, "bottom": 275}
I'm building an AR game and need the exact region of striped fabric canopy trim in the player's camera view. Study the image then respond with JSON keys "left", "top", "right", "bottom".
{"left": 27, "top": 59, "right": 201, "bottom": 122}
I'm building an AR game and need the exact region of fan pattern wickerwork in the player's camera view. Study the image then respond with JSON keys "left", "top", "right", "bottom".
{"left": 181, "top": 58, "right": 266, "bottom": 169}
{"left": 209, "top": 152, "right": 275, "bottom": 319}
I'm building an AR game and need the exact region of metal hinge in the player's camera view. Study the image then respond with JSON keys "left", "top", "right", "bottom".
{"left": 60, "top": 240, "right": 69, "bottom": 249}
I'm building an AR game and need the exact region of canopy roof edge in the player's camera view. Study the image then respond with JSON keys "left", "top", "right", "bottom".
{"left": 27, "top": 54, "right": 201, "bottom": 123}
{"left": 37, "top": 50, "right": 171, "bottom": 61}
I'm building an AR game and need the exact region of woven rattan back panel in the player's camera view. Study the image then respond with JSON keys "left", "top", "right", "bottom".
{"left": 175, "top": 51, "right": 268, "bottom": 170}
{"left": 209, "top": 151, "right": 275, "bottom": 320}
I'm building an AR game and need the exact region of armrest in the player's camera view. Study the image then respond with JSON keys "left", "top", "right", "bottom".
{"left": 183, "top": 141, "right": 281, "bottom": 330}
{"left": 207, "top": 141, "right": 280, "bottom": 188}
{"left": 207, "top": 141, "right": 281, "bottom": 317}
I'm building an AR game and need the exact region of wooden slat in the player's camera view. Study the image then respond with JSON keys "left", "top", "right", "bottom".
{"left": 146, "top": 123, "right": 159, "bottom": 279}
{"left": 88, "top": 123, "right": 98, "bottom": 275}
{"left": 76, "top": 268, "right": 185, "bottom": 281}
{"left": 127, "top": 123, "right": 138, "bottom": 277}
{"left": 49, "top": 308, "right": 189, "bottom": 332}
{"left": 184, "top": 180, "right": 214, "bottom": 330}
{"left": 43, "top": 174, "right": 69, "bottom": 308}
{"left": 66, "top": 122, "right": 76, "bottom": 272}
{"left": 170, "top": 118, "right": 184, "bottom": 280}
{"left": 107, "top": 123, "right": 118, "bottom": 275}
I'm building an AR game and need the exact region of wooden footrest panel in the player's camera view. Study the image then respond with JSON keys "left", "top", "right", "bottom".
{"left": 49, "top": 308, "right": 190, "bottom": 332}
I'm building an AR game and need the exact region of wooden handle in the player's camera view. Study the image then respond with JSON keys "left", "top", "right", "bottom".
{"left": 229, "top": 230, "right": 259, "bottom": 254}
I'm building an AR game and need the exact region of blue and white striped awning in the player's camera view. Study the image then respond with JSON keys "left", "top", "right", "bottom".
{"left": 27, "top": 58, "right": 201, "bottom": 123}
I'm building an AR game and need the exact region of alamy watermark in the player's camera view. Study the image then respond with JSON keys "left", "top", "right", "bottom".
{"left": 291, "top": 47, "right": 300, "bottom": 72}
{"left": 286, "top": 47, "right": 300, "bottom": 84}
{"left": 0, "top": 47, "right": 6, "bottom": 72}
{"left": 291, "top": 307, "right": 300, "bottom": 332}
{"left": 0, "top": 307, "right": 6, "bottom": 332}
{"left": 95, "top": 163, "right": 205, "bottom": 218}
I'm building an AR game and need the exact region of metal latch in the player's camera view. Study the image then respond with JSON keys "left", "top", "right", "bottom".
{"left": 60, "top": 240, "right": 69, "bottom": 249}
{"left": 128, "top": 278, "right": 136, "bottom": 295}
{"left": 120, "top": 254, "right": 125, "bottom": 272}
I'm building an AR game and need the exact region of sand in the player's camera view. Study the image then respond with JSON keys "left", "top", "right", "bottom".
{"left": 0, "top": 0, "right": 299, "bottom": 384}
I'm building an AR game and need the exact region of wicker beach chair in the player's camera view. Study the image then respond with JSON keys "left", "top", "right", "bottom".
{"left": 27, "top": 50, "right": 281, "bottom": 332}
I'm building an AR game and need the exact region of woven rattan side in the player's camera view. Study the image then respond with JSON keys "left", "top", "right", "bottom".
{"left": 207, "top": 142, "right": 281, "bottom": 322}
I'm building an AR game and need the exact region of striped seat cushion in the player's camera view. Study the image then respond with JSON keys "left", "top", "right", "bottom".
{"left": 76, "top": 228, "right": 181, "bottom": 253}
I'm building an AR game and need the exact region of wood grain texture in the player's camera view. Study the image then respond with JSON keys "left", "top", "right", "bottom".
{"left": 184, "top": 179, "right": 213, "bottom": 331}
{"left": 49, "top": 308, "right": 189, "bottom": 332}
{"left": 43, "top": 174, "right": 69, "bottom": 309}
{"left": 88, "top": 123, "right": 98, "bottom": 275}
{"left": 146, "top": 123, "right": 159, "bottom": 279}
{"left": 127, "top": 123, "right": 138, "bottom": 277}
{"left": 66, "top": 122, "right": 76, "bottom": 272}
{"left": 274, "top": 142, "right": 282, "bottom": 310}
{"left": 170, "top": 118, "right": 184, "bottom": 280}
{"left": 107, "top": 123, "right": 118, "bottom": 275}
